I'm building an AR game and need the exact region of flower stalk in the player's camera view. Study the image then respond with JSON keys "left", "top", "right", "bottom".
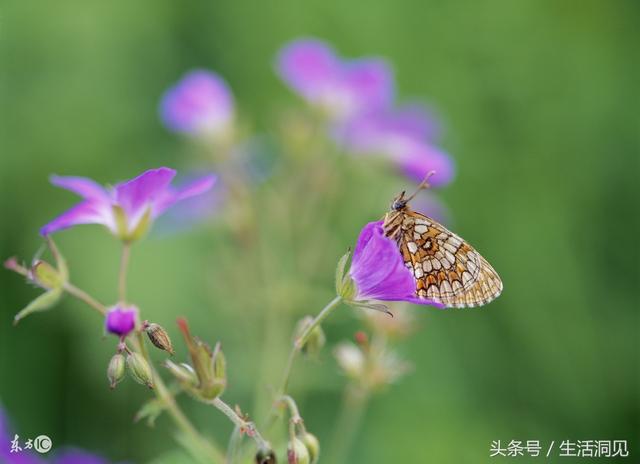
{"left": 210, "top": 397, "right": 270, "bottom": 451}
{"left": 118, "top": 242, "right": 131, "bottom": 302}
{"left": 277, "top": 295, "right": 342, "bottom": 399}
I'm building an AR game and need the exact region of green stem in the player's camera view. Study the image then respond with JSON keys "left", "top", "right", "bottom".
{"left": 273, "top": 295, "right": 342, "bottom": 409}
{"left": 211, "top": 397, "right": 270, "bottom": 451}
{"left": 326, "top": 385, "right": 370, "bottom": 464}
{"left": 118, "top": 242, "right": 131, "bottom": 302}
{"left": 132, "top": 334, "right": 226, "bottom": 463}
{"left": 279, "top": 395, "right": 306, "bottom": 434}
{"left": 63, "top": 282, "right": 106, "bottom": 315}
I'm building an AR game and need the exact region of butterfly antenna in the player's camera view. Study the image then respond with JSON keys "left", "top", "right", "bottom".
{"left": 405, "top": 170, "right": 436, "bottom": 203}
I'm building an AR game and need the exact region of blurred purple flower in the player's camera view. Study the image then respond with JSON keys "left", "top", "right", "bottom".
{"left": 105, "top": 305, "right": 137, "bottom": 337}
{"left": 160, "top": 70, "right": 234, "bottom": 136}
{"left": 40, "top": 167, "right": 216, "bottom": 239}
{"left": 341, "top": 105, "right": 454, "bottom": 187}
{"left": 54, "top": 449, "right": 108, "bottom": 464}
{"left": 1, "top": 407, "right": 114, "bottom": 463}
{"left": 0, "top": 409, "right": 43, "bottom": 464}
{"left": 349, "top": 221, "right": 443, "bottom": 307}
{"left": 341, "top": 104, "right": 439, "bottom": 153}
{"left": 392, "top": 141, "right": 455, "bottom": 187}
{"left": 276, "top": 38, "right": 394, "bottom": 121}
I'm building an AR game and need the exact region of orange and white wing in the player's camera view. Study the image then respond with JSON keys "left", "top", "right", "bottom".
{"left": 396, "top": 211, "right": 503, "bottom": 308}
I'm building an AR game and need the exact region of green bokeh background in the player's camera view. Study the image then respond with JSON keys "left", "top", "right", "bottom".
{"left": 1, "top": 0, "right": 638, "bottom": 462}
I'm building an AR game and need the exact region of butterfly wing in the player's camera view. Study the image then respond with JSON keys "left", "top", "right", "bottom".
{"left": 390, "top": 210, "right": 503, "bottom": 308}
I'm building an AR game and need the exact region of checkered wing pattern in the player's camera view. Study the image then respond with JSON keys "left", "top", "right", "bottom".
{"left": 383, "top": 209, "right": 503, "bottom": 308}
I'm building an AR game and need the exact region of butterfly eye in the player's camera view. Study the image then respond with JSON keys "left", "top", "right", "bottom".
{"left": 392, "top": 199, "right": 406, "bottom": 211}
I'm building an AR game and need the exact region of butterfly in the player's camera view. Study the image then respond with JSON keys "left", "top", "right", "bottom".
{"left": 383, "top": 172, "right": 503, "bottom": 308}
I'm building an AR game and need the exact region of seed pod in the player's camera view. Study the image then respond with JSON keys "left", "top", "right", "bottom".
{"left": 31, "top": 260, "right": 65, "bottom": 289}
{"left": 299, "top": 433, "right": 320, "bottom": 464}
{"left": 107, "top": 353, "right": 126, "bottom": 389}
{"left": 144, "top": 321, "right": 175, "bottom": 355}
{"left": 287, "top": 437, "right": 310, "bottom": 464}
{"left": 294, "top": 317, "right": 326, "bottom": 357}
{"left": 126, "top": 352, "right": 154, "bottom": 389}
{"left": 164, "top": 360, "right": 198, "bottom": 387}
{"left": 255, "top": 447, "right": 277, "bottom": 464}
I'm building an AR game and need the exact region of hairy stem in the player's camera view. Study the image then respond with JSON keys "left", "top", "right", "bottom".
{"left": 118, "top": 242, "right": 131, "bottom": 302}
{"left": 131, "top": 334, "right": 226, "bottom": 462}
{"left": 276, "top": 295, "right": 342, "bottom": 396}
{"left": 63, "top": 282, "right": 106, "bottom": 315}
{"left": 211, "top": 397, "right": 270, "bottom": 451}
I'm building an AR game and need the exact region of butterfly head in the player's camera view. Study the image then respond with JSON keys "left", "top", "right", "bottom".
{"left": 390, "top": 170, "right": 437, "bottom": 212}
{"left": 391, "top": 192, "right": 409, "bottom": 211}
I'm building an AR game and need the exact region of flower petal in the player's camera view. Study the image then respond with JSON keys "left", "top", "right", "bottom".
{"left": 114, "top": 167, "right": 176, "bottom": 219}
{"left": 276, "top": 38, "right": 340, "bottom": 101}
{"left": 351, "top": 222, "right": 414, "bottom": 299}
{"left": 50, "top": 175, "right": 109, "bottom": 201}
{"left": 40, "top": 200, "right": 111, "bottom": 236}
{"left": 350, "top": 221, "right": 443, "bottom": 307}
{"left": 340, "top": 58, "right": 394, "bottom": 116}
{"left": 105, "top": 305, "right": 137, "bottom": 336}
{"left": 393, "top": 142, "right": 455, "bottom": 187}
{"left": 340, "top": 104, "right": 439, "bottom": 155}
{"left": 160, "top": 70, "right": 234, "bottom": 135}
{"left": 154, "top": 173, "right": 217, "bottom": 217}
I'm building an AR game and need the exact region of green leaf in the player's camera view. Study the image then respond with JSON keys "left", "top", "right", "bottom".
{"left": 13, "top": 288, "right": 63, "bottom": 325}
{"left": 335, "top": 249, "right": 351, "bottom": 295}
{"left": 134, "top": 397, "right": 167, "bottom": 427}
{"left": 347, "top": 300, "right": 393, "bottom": 316}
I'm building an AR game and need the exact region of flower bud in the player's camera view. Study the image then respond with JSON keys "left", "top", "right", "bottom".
{"left": 287, "top": 437, "right": 310, "bottom": 464}
{"left": 12, "top": 288, "right": 63, "bottom": 326}
{"left": 107, "top": 353, "right": 126, "bottom": 389}
{"left": 255, "top": 447, "right": 277, "bottom": 464}
{"left": 299, "top": 433, "right": 320, "bottom": 464}
{"left": 334, "top": 342, "right": 365, "bottom": 379}
{"left": 164, "top": 360, "right": 198, "bottom": 387}
{"left": 335, "top": 250, "right": 357, "bottom": 300}
{"left": 295, "top": 317, "right": 325, "bottom": 357}
{"left": 31, "top": 260, "right": 65, "bottom": 289}
{"left": 176, "top": 319, "right": 226, "bottom": 400}
{"left": 126, "top": 352, "right": 154, "bottom": 389}
{"left": 201, "top": 342, "right": 226, "bottom": 400}
{"left": 143, "top": 321, "right": 175, "bottom": 355}
{"left": 105, "top": 305, "right": 137, "bottom": 337}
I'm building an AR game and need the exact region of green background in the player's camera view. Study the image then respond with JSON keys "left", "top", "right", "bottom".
{"left": 1, "top": 0, "right": 638, "bottom": 462}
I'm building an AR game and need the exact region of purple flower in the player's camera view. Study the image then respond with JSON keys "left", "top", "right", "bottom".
{"left": 340, "top": 104, "right": 439, "bottom": 153}
{"left": 0, "top": 406, "right": 43, "bottom": 463}
{"left": 341, "top": 105, "right": 454, "bottom": 187}
{"left": 54, "top": 449, "right": 108, "bottom": 464}
{"left": 349, "top": 221, "right": 443, "bottom": 307}
{"left": 40, "top": 167, "right": 216, "bottom": 239}
{"left": 105, "top": 305, "right": 137, "bottom": 337}
{"left": 160, "top": 70, "right": 234, "bottom": 136}
{"left": 392, "top": 141, "right": 455, "bottom": 187}
{"left": 276, "top": 38, "right": 394, "bottom": 121}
